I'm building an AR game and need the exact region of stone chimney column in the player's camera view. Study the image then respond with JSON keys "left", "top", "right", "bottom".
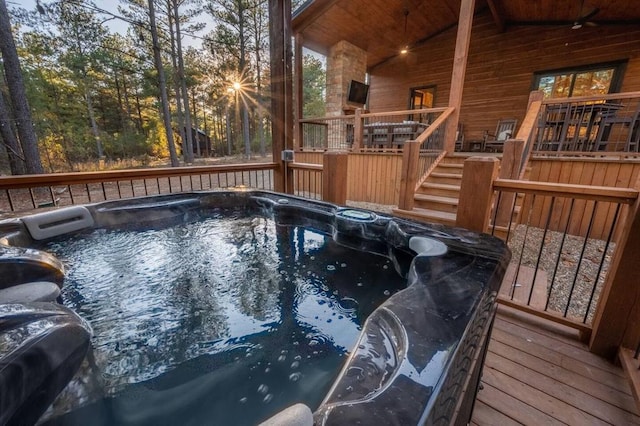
{"left": 326, "top": 40, "right": 367, "bottom": 117}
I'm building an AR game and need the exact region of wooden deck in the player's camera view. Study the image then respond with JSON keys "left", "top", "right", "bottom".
{"left": 472, "top": 305, "right": 640, "bottom": 425}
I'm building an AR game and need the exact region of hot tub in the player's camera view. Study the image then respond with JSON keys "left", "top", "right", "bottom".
{"left": 0, "top": 191, "right": 510, "bottom": 425}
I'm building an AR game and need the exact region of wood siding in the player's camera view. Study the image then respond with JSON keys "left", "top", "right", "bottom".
{"left": 295, "top": 150, "right": 403, "bottom": 205}
{"left": 369, "top": 10, "right": 640, "bottom": 143}
{"left": 522, "top": 157, "right": 640, "bottom": 240}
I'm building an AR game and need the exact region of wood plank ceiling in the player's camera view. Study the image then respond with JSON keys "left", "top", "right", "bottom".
{"left": 292, "top": 0, "right": 640, "bottom": 69}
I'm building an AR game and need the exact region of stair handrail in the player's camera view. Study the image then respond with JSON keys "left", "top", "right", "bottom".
{"left": 516, "top": 91, "right": 544, "bottom": 179}
{"left": 397, "top": 107, "right": 455, "bottom": 210}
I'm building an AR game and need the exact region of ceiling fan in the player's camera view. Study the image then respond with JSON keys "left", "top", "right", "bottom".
{"left": 571, "top": 0, "right": 600, "bottom": 29}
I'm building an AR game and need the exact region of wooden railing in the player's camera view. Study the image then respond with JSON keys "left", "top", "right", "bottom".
{"left": 456, "top": 157, "right": 640, "bottom": 345}
{"left": 534, "top": 91, "right": 640, "bottom": 154}
{"left": 297, "top": 107, "right": 451, "bottom": 152}
{"left": 0, "top": 163, "right": 277, "bottom": 214}
{"left": 288, "top": 161, "right": 323, "bottom": 200}
{"left": 397, "top": 107, "right": 455, "bottom": 210}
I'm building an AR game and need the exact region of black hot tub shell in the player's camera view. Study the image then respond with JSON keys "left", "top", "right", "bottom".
{"left": 0, "top": 191, "right": 510, "bottom": 425}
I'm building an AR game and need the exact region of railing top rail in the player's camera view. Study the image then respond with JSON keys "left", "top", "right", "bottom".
{"left": 494, "top": 178, "right": 639, "bottom": 204}
{"left": 414, "top": 107, "right": 455, "bottom": 145}
{"left": 299, "top": 116, "right": 355, "bottom": 124}
{"left": 361, "top": 107, "right": 448, "bottom": 119}
{"left": 289, "top": 162, "right": 323, "bottom": 171}
{"left": 542, "top": 91, "right": 640, "bottom": 105}
{"left": 0, "top": 163, "right": 278, "bottom": 190}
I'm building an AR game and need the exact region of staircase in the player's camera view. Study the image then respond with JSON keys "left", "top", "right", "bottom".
{"left": 394, "top": 153, "right": 524, "bottom": 233}
{"left": 394, "top": 155, "right": 466, "bottom": 226}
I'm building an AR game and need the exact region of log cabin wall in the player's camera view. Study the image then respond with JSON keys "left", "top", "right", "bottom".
{"left": 368, "top": 10, "right": 640, "bottom": 142}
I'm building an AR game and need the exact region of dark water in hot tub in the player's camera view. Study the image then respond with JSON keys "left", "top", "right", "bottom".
{"left": 39, "top": 213, "right": 408, "bottom": 425}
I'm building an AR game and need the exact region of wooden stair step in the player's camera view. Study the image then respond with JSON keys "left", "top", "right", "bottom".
{"left": 430, "top": 172, "right": 462, "bottom": 179}
{"left": 414, "top": 194, "right": 459, "bottom": 213}
{"left": 420, "top": 182, "right": 461, "bottom": 197}
{"left": 421, "top": 182, "right": 461, "bottom": 191}
{"left": 428, "top": 172, "right": 463, "bottom": 185}
{"left": 414, "top": 194, "right": 458, "bottom": 206}
{"left": 392, "top": 207, "right": 456, "bottom": 226}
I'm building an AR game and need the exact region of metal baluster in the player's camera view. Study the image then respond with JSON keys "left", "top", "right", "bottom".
{"left": 564, "top": 201, "right": 598, "bottom": 318}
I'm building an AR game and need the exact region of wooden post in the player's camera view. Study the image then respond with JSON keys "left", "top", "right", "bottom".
{"left": 456, "top": 157, "right": 500, "bottom": 233}
{"left": 444, "top": 0, "right": 476, "bottom": 154}
{"left": 353, "top": 108, "right": 363, "bottom": 150}
{"left": 589, "top": 176, "right": 640, "bottom": 359}
{"left": 322, "top": 151, "right": 348, "bottom": 205}
{"left": 268, "top": 0, "right": 294, "bottom": 193}
{"left": 494, "top": 139, "right": 524, "bottom": 227}
{"left": 516, "top": 91, "right": 544, "bottom": 179}
{"left": 294, "top": 33, "right": 304, "bottom": 150}
{"left": 398, "top": 140, "right": 420, "bottom": 210}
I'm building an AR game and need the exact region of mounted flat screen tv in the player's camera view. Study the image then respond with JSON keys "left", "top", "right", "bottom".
{"left": 347, "top": 80, "right": 369, "bottom": 105}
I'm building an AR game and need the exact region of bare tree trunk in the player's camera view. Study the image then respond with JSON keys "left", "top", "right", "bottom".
{"left": 121, "top": 71, "right": 136, "bottom": 133}
{"left": 238, "top": 0, "right": 251, "bottom": 159}
{"left": 0, "top": 0, "right": 43, "bottom": 174}
{"left": 168, "top": 5, "right": 187, "bottom": 161}
{"left": 0, "top": 89, "right": 25, "bottom": 174}
{"left": 191, "top": 89, "right": 200, "bottom": 157}
{"left": 85, "top": 89, "right": 103, "bottom": 158}
{"left": 252, "top": 0, "right": 266, "bottom": 156}
{"left": 172, "top": 0, "right": 194, "bottom": 163}
{"left": 148, "top": 0, "right": 179, "bottom": 166}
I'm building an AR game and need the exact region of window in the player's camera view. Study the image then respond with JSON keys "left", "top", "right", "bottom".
{"left": 533, "top": 62, "right": 626, "bottom": 99}
{"left": 409, "top": 86, "right": 436, "bottom": 109}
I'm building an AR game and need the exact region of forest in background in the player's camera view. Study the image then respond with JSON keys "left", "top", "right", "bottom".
{"left": 0, "top": 0, "right": 326, "bottom": 174}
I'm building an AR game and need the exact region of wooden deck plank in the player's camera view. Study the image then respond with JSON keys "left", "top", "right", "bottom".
{"left": 497, "top": 304, "right": 584, "bottom": 348}
{"left": 481, "top": 366, "right": 608, "bottom": 425}
{"left": 475, "top": 383, "right": 559, "bottom": 425}
{"left": 473, "top": 308, "right": 640, "bottom": 425}
{"left": 490, "top": 339, "right": 638, "bottom": 413}
{"left": 490, "top": 326, "right": 631, "bottom": 394}
{"left": 486, "top": 352, "right": 640, "bottom": 424}
{"left": 494, "top": 315, "right": 625, "bottom": 377}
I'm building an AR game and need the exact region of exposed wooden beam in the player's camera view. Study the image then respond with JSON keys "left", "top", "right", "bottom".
{"left": 487, "top": 0, "right": 506, "bottom": 32}
{"left": 294, "top": 33, "right": 304, "bottom": 149}
{"left": 269, "top": 0, "right": 294, "bottom": 193}
{"left": 444, "top": 0, "right": 475, "bottom": 153}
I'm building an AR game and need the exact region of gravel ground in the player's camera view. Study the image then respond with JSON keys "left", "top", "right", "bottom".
{"left": 505, "top": 225, "right": 614, "bottom": 323}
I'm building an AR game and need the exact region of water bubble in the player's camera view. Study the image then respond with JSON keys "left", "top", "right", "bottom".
{"left": 383, "top": 264, "right": 389, "bottom": 269}
{"left": 264, "top": 367, "right": 271, "bottom": 373}
{"left": 327, "top": 319, "right": 332, "bottom": 323}
{"left": 309, "top": 340, "right": 318, "bottom": 346}
{"left": 239, "top": 397, "right": 247, "bottom": 404}
{"left": 294, "top": 355, "right": 302, "bottom": 361}
{"left": 357, "top": 282, "right": 363, "bottom": 287}
{"left": 310, "top": 256, "right": 315, "bottom": 260}
{"left": 257, "top": 384, "right": 269, "bottom": 395}
{"left": 277, "top": 355, "right": 286, "bottom": 362}
{"left": 290, "top": 361, "right": 300, "bottom": 369}
{"left": 341, "top": 263, "right": 347, "bottom": 268}
{"left": 326, "top": 265, "right": 336, "bottom": 271}
{"left": 383, "top": 290, "right": 391, "bottom": 296}
{"left": 289, "top": 372, "right": 301, "bottom": 382}
{"left": 263, "top": 393, "right": 273, "bottom": 403}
